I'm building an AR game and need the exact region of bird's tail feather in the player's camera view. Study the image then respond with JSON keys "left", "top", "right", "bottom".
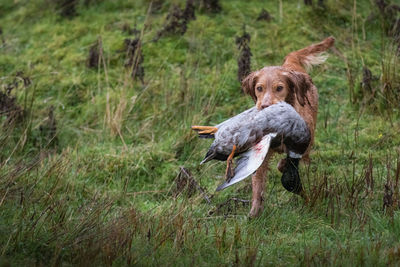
{"left": 216, "top": 133, "right": 277, "bottom": 191}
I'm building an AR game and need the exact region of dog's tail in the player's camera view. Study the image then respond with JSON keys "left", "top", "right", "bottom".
{"left": 282, "top": 36, "right": 335, "bottom": 73}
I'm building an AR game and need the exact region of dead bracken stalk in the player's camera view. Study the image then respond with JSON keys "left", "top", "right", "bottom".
{"left": 174, "top": 167, "right": 211, "bottom": 203}
{"left": 154, "top": 0, "right": 196, "bottom": 41}
{"left": 358, "top": 66, "right": 379, "bottom": 106}
{"left": 54, "top": 0, "right": 78, "bottom": 18}
{"left": 39, "top": 106, "right": 58, "bottom": 148}
{"left": 364, "top": 155, "right": 374, "bottom": 195}
{"left": 383, "top": 178, "right": 394, "bottom": 211}
{"left": 304, "top": 0, "right": 312, "bottom": 5}
{"left": 174, "top": 167, "right": 197, "bottom": 198}
{"left": 183, "top": 0, "right": 196, "bottom": 21}
{"left": 375, "top": 0, "right": 400, "bottom": 36}
{"left": 209, "top": 197, "right": 250, "bottom": 216}
{"left": 122, "top": 23, "right": 140, "bottom": 36}
{"left": 87, "top": 38, "right": 102, "bottom": 69}
{"left": 257, "top": 8, "right": 272, "bottom": 22}
{"left": 361, "top": 67, "right": 374, "bottom": 93}
{"left": 236, "top": 29, "right": 252, "bottom": 85}
{"left": 200, "top": 0, "right": 221, "bottom": 13}
{"left": 149, "top": 0, "right": 164, "bottom": 14}
{"left": 0, "top": 72, "right": 29, "bottom": 126}
{"left": 124, "top": 38, "right": 145, "bottom": 84}
{"left": 0, "top": 27, "right": 5, "bottom": 45}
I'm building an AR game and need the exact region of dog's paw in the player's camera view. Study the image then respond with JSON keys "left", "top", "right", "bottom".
{"left": 248, "top": 203, "right": 263, "bottom": 218}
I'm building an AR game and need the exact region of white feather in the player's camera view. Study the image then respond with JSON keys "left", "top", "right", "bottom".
{"left": 216, "top": 133, "right": 277, "bottom": 191}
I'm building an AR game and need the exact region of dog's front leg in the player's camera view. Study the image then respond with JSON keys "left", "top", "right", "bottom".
{"left": 249, "top": 152, "right": 272, "bottom": 218}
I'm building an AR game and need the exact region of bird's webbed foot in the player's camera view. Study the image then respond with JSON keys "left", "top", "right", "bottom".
{"left": 281, "top": 156, "right": 309, "bottom": 203}
{"left": 281, "top": 157, "right": 302, "bottom": 194}
{"left": 224, "top": 145, "right": 236, "bottom": 181}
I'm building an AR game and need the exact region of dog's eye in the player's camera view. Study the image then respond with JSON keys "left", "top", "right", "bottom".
{"left": 256, "top": 86, "right": 263, "bottom": 92}
{"left": 276, "top": 86, "right": 283, "bottom": 92}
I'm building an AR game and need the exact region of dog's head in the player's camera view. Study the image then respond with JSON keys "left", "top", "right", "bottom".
{"left": 242, "top": 67, "right": 311, "bottom": 110}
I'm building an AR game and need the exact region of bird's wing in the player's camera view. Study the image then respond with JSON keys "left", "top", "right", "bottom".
{"left": 216, "top": 133, "right": 277, "bottom": 191}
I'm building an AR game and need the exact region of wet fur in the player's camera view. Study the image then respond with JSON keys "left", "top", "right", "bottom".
{"left": 243, "top": 37, "right": 335, "bottom": 217}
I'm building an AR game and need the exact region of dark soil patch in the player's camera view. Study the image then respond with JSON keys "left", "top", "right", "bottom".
{"left": 154, "top": 0, "right": 196, "bottom": 41}
{"left": 236, "top": 30, "right": 252, "bottom": 85}
{"left": 256, "top": 8, "right": 272, "bottom": 22}
{"left": 124, "top": 38, "right": 145, "bottom": 84}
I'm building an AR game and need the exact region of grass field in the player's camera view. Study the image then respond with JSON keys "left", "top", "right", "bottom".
{"left": 1, "top": 0, "right": 400, "bottom": 265}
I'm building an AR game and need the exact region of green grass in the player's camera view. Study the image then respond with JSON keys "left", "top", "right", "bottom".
{"left": 1, "top": 0, "right": 400, "bottom": 265}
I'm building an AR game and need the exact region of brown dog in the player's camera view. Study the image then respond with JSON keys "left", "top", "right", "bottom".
{"left": 242, "top": 37, "right": 335, "bottom": 217}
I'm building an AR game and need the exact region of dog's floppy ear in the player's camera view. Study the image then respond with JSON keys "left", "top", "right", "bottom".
{"left": 285, "top": 71, "right": 311, "bottom": 106}
{"left": 241, "top": 71, "right": 258, "bottom": 102}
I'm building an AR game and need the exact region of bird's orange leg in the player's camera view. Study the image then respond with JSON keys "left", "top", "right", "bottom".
{"left": 225, "top": 145, "right": 237, "bottom": 181}
{"left": 191, "top": 126, "right": 218, "bottom": 135}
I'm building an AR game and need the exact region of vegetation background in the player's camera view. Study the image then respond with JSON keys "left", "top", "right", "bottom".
{"left": 1, "top": 0, "right": 400, "bottom": 265}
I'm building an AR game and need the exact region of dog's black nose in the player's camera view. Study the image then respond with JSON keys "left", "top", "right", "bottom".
{"left": 261, "top": 104, "right": 270, "bottom": 109}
